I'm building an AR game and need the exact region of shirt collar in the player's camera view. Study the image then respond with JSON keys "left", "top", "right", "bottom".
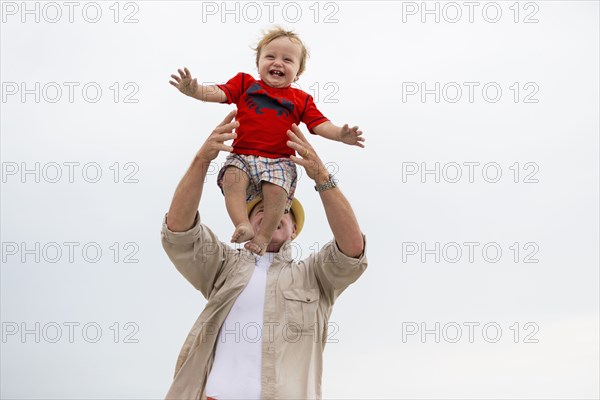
{"left": 247, "top": 241, "right": 295, "bottom": 263}
{"left": 258, "top": 80, "right": 292, "bottom": 90}
{"left": 274, "top": 240, "right": 294, "bottom": 262}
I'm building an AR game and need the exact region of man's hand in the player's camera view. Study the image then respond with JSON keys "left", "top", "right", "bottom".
{"left": 286, "top": 123, "right": 330, "bottom": 185}
{"left": 339, "top": 124, "right": 365, "bottom": 148}
{"left": 166, "top": 110, "right": 238, "bottom": 232}
{"left": 287, "top": 123, "right": 364, "bottom": 258}
{"left": 170, "top": 67, "right": 199, "bottom": 98}
{"left": 196, "top": 109, "right": 238, "bottom": 162}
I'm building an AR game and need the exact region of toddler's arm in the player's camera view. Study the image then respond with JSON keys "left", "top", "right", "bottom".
{"left": 169, "top": 67, "right": 227, "bottom": 103}
{"left": 313, "top": 121, "right": 365, "bottom": 148}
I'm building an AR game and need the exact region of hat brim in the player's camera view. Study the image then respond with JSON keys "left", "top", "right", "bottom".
{"left": 246, "top": 197, "right": 305, "bottom": 238}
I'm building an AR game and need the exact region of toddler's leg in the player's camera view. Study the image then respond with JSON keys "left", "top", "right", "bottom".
{"left": 221, "top": 166, "right": 254, "bottom": 243}
{"left": 245, "top": 182, "right": 287, "bottom": 255}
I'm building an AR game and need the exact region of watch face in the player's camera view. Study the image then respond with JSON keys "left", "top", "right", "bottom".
{"left": 315, "top": 175, "right": 337, "bottom": 192}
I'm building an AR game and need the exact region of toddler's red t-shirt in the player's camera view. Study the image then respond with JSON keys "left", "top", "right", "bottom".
{"left": 217, "top": 72, "right": 329, "bottom": 158}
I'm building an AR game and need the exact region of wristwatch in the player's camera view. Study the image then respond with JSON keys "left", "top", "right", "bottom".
{"left": 314, "top": 174, "right": 338, "bottom": 192}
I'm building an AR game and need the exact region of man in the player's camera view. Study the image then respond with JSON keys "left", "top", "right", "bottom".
{"left": 161, "top": 110, "right": 367, "bottom": 399}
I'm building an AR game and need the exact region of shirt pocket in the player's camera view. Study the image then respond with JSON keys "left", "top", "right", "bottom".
{"left": 282, "top": 288, "right": 320, "bottom": 332}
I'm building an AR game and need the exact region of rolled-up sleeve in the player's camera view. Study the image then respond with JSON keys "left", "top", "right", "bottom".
{"left": 161, "top": 212, "right": 229, "bottom": 299}
{"left": 311, "top": 236, "right": 368, "bottom": 305}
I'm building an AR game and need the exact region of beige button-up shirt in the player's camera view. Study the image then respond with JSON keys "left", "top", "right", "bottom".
{"left": 161, "top": 213, "right": 368, "bottom": 400}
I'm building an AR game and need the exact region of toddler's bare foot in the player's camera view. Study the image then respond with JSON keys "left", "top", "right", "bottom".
{"left": 244, "top": 234, "right": 269, "bottom": 256}
{"left": 231, "top": 222, "right": 254, "bottom": 243}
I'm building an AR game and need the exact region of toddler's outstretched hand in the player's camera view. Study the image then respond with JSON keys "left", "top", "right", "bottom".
{"left": 340, "top": 124, "right": 365, "bottom": 148}
{"left": 169, "top": 67, "right": 198, "bottom": 97}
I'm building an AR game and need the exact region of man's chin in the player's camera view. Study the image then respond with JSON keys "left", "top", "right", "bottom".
{"left": 266, "top": 237, "right": 286, "bottom": 253}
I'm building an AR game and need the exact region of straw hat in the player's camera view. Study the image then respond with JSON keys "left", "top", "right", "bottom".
{"left": 246, "top": 197, "right": 305, "bottom": 238}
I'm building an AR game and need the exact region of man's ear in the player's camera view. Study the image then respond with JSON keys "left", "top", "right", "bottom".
{"left": 290, "top": 222, "right": 297, "bottom": 240}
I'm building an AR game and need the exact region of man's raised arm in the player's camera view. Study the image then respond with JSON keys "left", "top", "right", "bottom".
{"left": 166, "top": 110, "right": 238, "bottom": 232}
{"left": 286, "top": 123, "right": 364, "bottom": 258}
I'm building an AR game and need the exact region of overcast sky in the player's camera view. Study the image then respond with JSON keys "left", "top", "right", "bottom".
{"left": 1, "top": 1, "right": 599, "bottom": 399}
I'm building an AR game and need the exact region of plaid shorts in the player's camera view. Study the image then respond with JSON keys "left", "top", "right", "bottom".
{"left": 217, "top": 153, "right": 298, "bottom": 212}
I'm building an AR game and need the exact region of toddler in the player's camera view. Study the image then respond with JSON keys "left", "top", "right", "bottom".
{"left": 170, "top": 27, "right": 364, "bottom": 255}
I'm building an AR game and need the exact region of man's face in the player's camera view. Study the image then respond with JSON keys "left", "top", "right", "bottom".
{"left": 249, "top": 201, "right": 297, "bottom": 252}
{"left": 257, "top": 37, "right": 303, "bottom": 88}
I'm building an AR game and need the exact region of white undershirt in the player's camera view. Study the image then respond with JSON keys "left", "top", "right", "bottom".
{"left": 205, "top": 252, "right": 274, "bottom": 400}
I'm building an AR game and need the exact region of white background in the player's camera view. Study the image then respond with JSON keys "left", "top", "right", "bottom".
{"left": 1, "top": 1, "right": 599, "bottom": 398}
